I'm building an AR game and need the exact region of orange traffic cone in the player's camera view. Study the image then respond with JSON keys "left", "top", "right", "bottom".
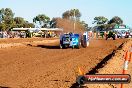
{"left": 122, "top": 51, "right": 130, "bottom": 74}
{"left": 78, "top": 66, "right": 84, "bottom": 75}
{"left": 124, "top": 51, "right": 130, "bottom": 61}
{"left": 121, "top": 51, "right": 130, "bottom": 88}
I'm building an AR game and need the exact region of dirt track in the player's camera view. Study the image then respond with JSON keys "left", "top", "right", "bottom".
{"left": 0, "top": 38, "right": 128, "bottom": 88}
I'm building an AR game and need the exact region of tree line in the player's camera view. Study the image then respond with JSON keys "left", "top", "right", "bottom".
{"left": 0, "top": 8, "right": 124, "bottom": 31}
{"left": 93, "top": 16, "right": 123, "bottom": 31}
{"left": 62, "top": 9, "right": 124, "bottom": 31}
{"left": 0, "top": 8, "right": 35, "bottom": 31}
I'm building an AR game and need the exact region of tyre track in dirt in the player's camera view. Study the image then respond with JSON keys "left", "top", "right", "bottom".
{"left": 0, "top": 38, "right": 127, "bottom": 88}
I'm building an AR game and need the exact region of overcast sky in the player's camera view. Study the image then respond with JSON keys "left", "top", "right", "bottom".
{"left": 0, "top": 0, "right": 132, "bottom": 27}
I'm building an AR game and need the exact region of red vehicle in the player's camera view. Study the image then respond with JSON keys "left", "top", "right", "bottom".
{"left": 125, "top": 31, "right": 130, "bottom": 38}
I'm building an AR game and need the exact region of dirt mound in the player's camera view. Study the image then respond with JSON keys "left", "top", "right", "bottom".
{"left": 55, "top": 18, "right": 85, "bottom": 33}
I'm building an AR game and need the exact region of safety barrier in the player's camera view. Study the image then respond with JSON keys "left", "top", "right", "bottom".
{"left": 121, "top": 47, "right": 132, "bottom": 88}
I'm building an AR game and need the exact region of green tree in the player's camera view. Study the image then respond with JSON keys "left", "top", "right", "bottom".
{"left": 0, "top": 8, "right": 14, "bottom": 30}
{"left": 23, "top": 21, "right": 35, "bottom": 28}
{"left": 70, "top": 9, "right": 81, "bottom": 21}
{"left": 14, "top": 17, "right": 24, "bottom": 24}
{"left": 0, "top": 8, "right": 4, "bottom": 23}
{"left": 27, "top": 23, "right": 35, "bottom": 28}
{"left": 62, "top": 11, "right": 70, "bottom": 19}
{"left": 33, "top": 14, "right": 50, "bottom": 27}
{"left": 62, "top": 9, "right": 81, "bottom": 21}
{"left": 2, "top": 8, "right": 14, "bottom": 24}
{"left": 13, "top": 17, "right": 35, "bottom": 28}
{"left": 0, "top": 8, "right": 35, "bottom": 30}
{"left": 108, "top": 16, "right": 123, "bottom": 25}
{"left": 14, "top": 17, "right": 25, "bottom": 28}
{"left": 50, "top": 18, "right": 57, "bottom": 28}
{"left": 93, "top": 16, "right": 108, "bottom": 25}
{"left": 93, "top": 16, "right": 108, "bottom": 31}
{"left": 80, "top": 21, "right": 88, "bottom": 30}
{"left": 0, "top": 23, "right": 6, "bottom": 31}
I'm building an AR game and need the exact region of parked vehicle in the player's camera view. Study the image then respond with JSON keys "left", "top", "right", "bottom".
{"left": 130, "top": 30, "right": 132, "bottom": 38}
{"left": 106, "top": 31, "right": 116, "bottom": 40}
{"left": 116, "top": 30, "right": 130, "bottom": 38}
{"left": 99, "top": 31, "right": 105, "bottom": 38}
{"left": 0, "top": 32, "right": 3, "bottom": 38}
{"left": 20, "top": 32, "right": 26, "bottom": 38}
{"left": 125, "top": 31, "right": 130, "bottom": 38}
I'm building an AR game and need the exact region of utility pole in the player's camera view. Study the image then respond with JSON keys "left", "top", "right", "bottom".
{"left": 73, "top": 9, "right": 76, "bottom": 33}
{"left": 0, "top": 14, "right": 2, "bottom": 23}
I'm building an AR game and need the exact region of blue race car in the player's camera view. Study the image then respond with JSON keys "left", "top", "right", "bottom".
{"left": 60, "top": 33, "right": 80, "bottom": 49}
{"left": 70, "top": 34, "right": 80, "bottom": 49}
